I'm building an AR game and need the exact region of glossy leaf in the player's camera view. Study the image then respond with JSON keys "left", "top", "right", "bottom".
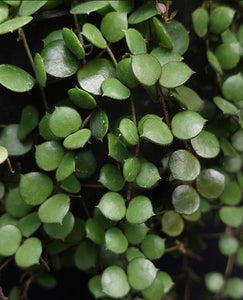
{"left": 169, "top": 150, "right": 200, "bottom": 181}
{"left": 55, "top": 152, "right": 75, "bottom": 182}
{"left": 0, "top": 16, "right": 32, "bottom": 35}
{"left": 192, "top": 8, "right": 208, "bottom": 37}
{"left": 116, "top": 57, "right": 138, "bottom": 88}
{"left": 128, "top": 2, "right": 158, "bottom": 24}
{"left": 141, "top": 271, "right": 165, "bottom": 300}
{"left": 75, "top": 150, "right": 97, "bottom": 179}
{"left": 99, "top": 164, "right": 124, "bottom": 191}
{"left": 119, "top": 118, "right": 139, "bottom": 146}
{"left": 41, "top": 40, "right": 79, "bottom": 78}
{"left": 61, "top": 174, "right": 81, "bottom": 194}
{"left": 43, "top": 29, "right": 63, "bottom": 47}
{"left": 222, "top": 73, "right": 243, "bottom": 102}
{"left": 123, "top": 157, "right": 141, "bottom": 182}
{"left": 132, "top": 54, "right": 161, "bottom": 86}
{"left": 191, "top": 130, "right": 220, "bottom": 158}
{"left": 90, "top": 109, "right": 108, "bottom": 141}
{"left": 152, "top": 17, "right": 173, "bottom": 49}
{"left": 68, "top": 87, "right": 97, "bottom": 109}
{"left": 0, "top": 225, "right": 22, "bottom": 256}
{"left": 39, "top": 113, "right": 59, "bottom": 141}
{"left": 20, "top": 172, "right": 53, "bottom": 205}
{"left": 213, "top": 96, "right": 238, "bottom": 115}
{"left": 63, "top": 129, "right": 91, "bottom": 150}
{"left": 219, "top": 206, "right": 243, "bottom": 228}
{"left": 62, "top": 27, "right": 85, "bottom": 60}
{"left": 124, "top": 222, "right": 148, "bottom": 245}
{"left": 171, "top": 111, "right": 206, "bottom": 140}
{"left": 98, "top": 192, "right": 126, "bottom": 221}
{"left": 0, "top": 2, "right": 8, "bottom": 24}
{"left": 135, "top": 159, "right": 160, "bottom": 188}
{"left": 160, "top": 62, "right": 194, "bottom": 88}
{"left": 138, "top": 114, "right": 162, "bottom": 134}
{"left": 71, "top": 1, "right": 108, "bottom": 14}
{"left": 124, "top": 28, "right": 147, "bottom": 55}
{"left": 207, "top": 50, "right": 223, "bottom": 75}
{"left": 34, "top": 53, "right": 46, "bottom": 87}
{"left": 86, "top": 218, "right": 105, "bottom": 245}
{"left": 127, "top": 257, "right": 158, "bottom": 290}
{"left": 108, "top": 133, "right": 130, "bottom": 163}
{"left": 82, "top": 23, "right": 106, "bottom": 49}
{"left": 151, "top": 47, "right": 182, "bottom": 67}
{"left": 105, "top": 227, "right": 128, "bottom": 254}
{"left": 162, "top": 211, "right": 184, "bottom": 237}
{"left": 209, "top": 6, "right": 235, "bottom": 34}
{"left": 0, "top": 146, "right": 8, "bottom": 164}
{"left": 102, "top": 78, "right": 130, "bottom": 100}
{"left": 17, "top": 212, "right": 41, "bottom": 238}
{"left": 15, "top": 237, "right": 42, "bottom": 268}
{"left": 196, "top": 169, "right": 225, "bottom": 200}
{"left": 126, "top": 196, "right": 154, "bottom": 224}
{"left": 101, "top": 266, "right": 130, "bottom": 298}
{"left": 141, "top": 234, "right": 165, "bottom": 260}
{"left": 77, "top": 58, "right": 115, "bottom": 95}
{"left": 18, "top": 1, "right": 47, "bottom": 16}
{"left": 215, "top": 43, "right": 240, "bottom": 70}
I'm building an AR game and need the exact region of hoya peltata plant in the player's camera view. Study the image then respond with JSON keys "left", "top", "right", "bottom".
{"left": 0, "top": 0, "right": 242, "bottom": 299}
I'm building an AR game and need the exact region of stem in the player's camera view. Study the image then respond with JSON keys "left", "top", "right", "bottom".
{"left": 156, "top": 84, "right": 171, "bottom": 128}
{"left": 106, "top": 45, "right": 118, "bottom": 66}
{"left": 80, "top": 183, "right": 105, "bottom": 189}
{"left": 81, "top": 196, "right": 90, "bottom": 218}
{"left": 225, "top": 254, "right": 235, "bottom": 279}
{"left": 81, "top": 111, "right": 95, "bottom": 129}
{"left": 0, "top": 257, "right": 12, "bottom": 271}
{"left": 40, "top": 257, "right": 50, "bottom": 272}
{"left": 130, "top": 96, "right": 137, "bottom": 125}
{"left": 165, "top": 245, "right": 179, "bottom": 253}
{"left": 7, "top": 158, "right": 15, "bottom": 173}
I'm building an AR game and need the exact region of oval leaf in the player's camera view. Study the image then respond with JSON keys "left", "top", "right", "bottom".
{"left": 102, "top": 78, "right": 130, "bottom": 100}
{"left": 0, "top": 16, "right": 32, "bottom": 35}
{"left": 191, "top": 130, "right": 220, "bottom": 158}
{"left": 0, "top": 225, "right": 22, "bottom": 256}
{"left": 126, "top": 196, "right": 154, "bottom": 224}
{"left": 98, "top": 192, "right": 126, "bottom": 221}
{"left": 99, "top": 164, "right": 124, "bottom": 192}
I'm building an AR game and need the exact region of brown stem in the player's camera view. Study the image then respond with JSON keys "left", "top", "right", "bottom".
{"left": 81, "top": 111, "right": 95, "bottom": 129}
{"left": 40, "top": 257, "right": 50, "bottom": 272}
{"left": 21, "top": 275, "right": 33, "bottom": 300}
{"left": 130, "top": 96, "right": 137, "bottom": 125}
{"left": 81, "top": 183, "right": 105, "bottom": 189}
{"left": 106, "top": 45, "right": 118, "bottom": 66}
{"left": 0, "top": 256, "right": 13, "bottom": 271}
{"left": 7, "top": 158, "right": 15, "bottom": 173}
{"left": 225, "top": 254, "right": 235, "bottom": 279}
{"left": 156, "top": 84, "right": 170, "bottom": 128}
{"left": 0, "top": 287, "right": 8, "bottom": 300}
{"left": 183, "top": 140, "right": 191, "bottom": 152}
{"left": 165, "top": 245, "right": 179, "bottom": 253}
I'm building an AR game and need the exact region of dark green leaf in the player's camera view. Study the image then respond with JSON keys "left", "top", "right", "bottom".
{"left": 152, "top": 17, "right": 173, "bottom": 50}
{"left": 116, "top": 57, "right": 138, "bottom": 88}
{"left": 34, "top": 53, "right": 46, "bottom": 87}
{"left": 119, "top": 118, "right": 139, "bottom": 146}
{"left": 75, "top": 239, "right": 98, "bottom": 270}
{"left": 222, "top": 73, "right": 243, "bottom": 102}
{"left": 43, "top": 29, "right": 63, "bottom": 47}
{"left": 128, "top": 2, "right": 158, "bottom": 24}
{"left": 18, "top": 105, "right": 38, "bottom": 141}
{"left": 124, "top": 28, "right": 147, "bottom": 55}
{"left": 207, "top": 50, "right": 223, "bottom": 75}
{"left": 99, "top": 164, "right": 124, "bottom": 191}
{"left": 151, "top": 47, "right": 182, "bottom": 67}
{"left": 17, "top": 212, "right": 41, "bottom": 238}
{"left": 124, "top": 222, "right": 148, "bottom": 245}
{"left": 62, "top": 27, "right": 85, "bottom": 60}
{"left": 141, "top": 234, "right": 165, "bottom": 260}
{"left": 90, "top": 109, "right": 109, "bottom": 141}
{"left": 123, "top": 157, "right": 141, "bottom": 182}
{"left": 108, "top": 133, "right": 130, "bottom": 163}
{"left": 126, "top": 196, "right": 154, "bottom": 224}
{"left": 39, "top": 113, "right": 59, "bottom": 141}
{"left": 60, "top": 174, "right": 81, "bottom": 194}
{"left": 192, "top": 8, "right": 208, "bottom": 37}
{"left": 109, "top": 0, "right": 134, "bottom": 13}
{"left": 75, "top": 150, "right": 97, "bottom": 179}
{"left": 215, "top": 43, "right": 240, "bottom": 70}
{"left": 86, "top": 218, "right": 105, "bottom": 245}
{"left": 56, "top": 152, "right": 75, "bottom": 182}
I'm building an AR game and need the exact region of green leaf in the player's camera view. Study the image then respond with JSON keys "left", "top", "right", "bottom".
{"left": 152, "top": 17, "right": 173, "bottom": 50}
{"left": 8, "top": 287, "right": 20, "bottom": 300}
{"left": 90, "top": 109, "right": 109, "bottom": 141}
{"left": 141, "top": 271, "right": 165, "bottom": 300}
{"left": 135, "top": 159, "right": 160, "bottom": 189}
{"left": 102, "top": 78, "right": 130, "bottom": 100}
{"left": 18, "top": 105, "right": 39, "bottom": 141}
{"left": 171, "top": 111, "right": 206, "bottom": 140}
{"left": 77, "top": 58, "right": 116, "bottom": 95}
{"left": 213, "top": 96, "right": 238, "bottom": 115}
{"left": 108, "top": 133, "right": 130, "bottom": 163}
{"left": 124, "top": 222, "right": 148, "bottom": 245}
{"left": 56, "top": 152, "right": 75, "bottom": 182}
{"left": 128, "top": 2, "right": 158, "bottom": 24}
{"left": 138, "top": 114, "right": 162, "bottom": 134}
{"left": 39, "top": 113, "right": 59, "bottom": 141}
{"left": 141, "top": 234, "right": 165, "bottom": 260}
{"left": 0, "top": 146, "right": 8, "bottom": 164}
{"left": 159, "top": 61, "right": 194, "bottom": 88}
{"left": 207, "top": 50, "right": 223, "bottom": 75}
{"left": 219, "top": 206, "right": 243, "bottom": 228}
{"left": 161, "top": 211, "right": 184, "bottom": 237}
{"left": 101, "top": 266, "right": 130, "bottom": 298}
{"left": 35, "top": 141, "right": 64, "bottom": 171}
{"left": 226, "top": 278, "right": 243, "bottom": 299}
{"left": 18, "top": 0, "right": 47, "bottom": 16}
{"left": 105, "top": 227, "right": 128, "bottom": 254}
{"left": 38, "top": 194, "right": 70, "bottom": 223}
{"left": 75, "top": 150, "right": 97, "bottom": 179}
{"left": 163, "top": 21, "right": 189, "bottom": 55}
{"left": 221, "top": 154, "right": 242, "bottom": 173}
{"left": 231, "top": 129, "right": 243, "bottom": 152}
{"left": 191, "top": 130, "right": 220, "bottom": 158}
{"left": 62, "top": 27, "right": 85, "bottom": 60}
{"left": 86, "top": 218, "right": 105, "bottom": 245}
{"left": 74, "top": 239, "right": 98, "bottom": 270}
{"left": 205, "top": 272, "right": 225, "bottom": 293}
{"left": 43, "top": 29, "right": 63, "bottom": 47}
{"left": 171, "top": 85, "right": 203, "bottom": 111}
{"left": 222, "top": 73, "right": 243, "bottom": 102}
{"left": 49, "top": 106, "right": 82, "bottom": 138}
{"left": 196, "top": 169, "right": 225, "bottom": 200}
{"left": 109, "top": 0, "right": 134, "bottom": 13}
{"left": 0, "top": 64, "right": 34, "bottom": 92}
{"left": 220, "top": 137, "right": 237, "bottom": 157}
{"left": 41, "top": 40, "right": 79, "bottom": 78}
{"left": 93, "top": 207, "right": 116, "bottom": 230}
{"left": 98, "top": 192, "right": 126, "bottom": 221}
{"left": 172, "top": 185, "right": 200, "bottom": 215}
{"left": 192, "top": 8, "right": 209, "bottom": 37}
{"left": 71, "top": 1, "right": 108, "bottom": 15}
{"left": 126, "top": 196, "right": 154, "bottom": 224}
{"left": 88, "top": 275, "right": 106, "bottom": 299}
{"left": 236, "top": 247, "right": 243, "bottom": 267}
{"left": 220, "top": 180, "right": 241, "bottom": 205}
{"left": 5, "top": 187, "right": 32, "bottom": 218}
{"left": 116, "top": 57, "right": 139, "bottom": 88}
{"left": 3, "top": 1, "right": 20, "bottom": 7}
{"left": 215, "top": 43, "right": 240, "bottom": 70}
{"left": 0, "top": 2, "right": 8, "bottom": 24}
{"left": 43, "top": 211, "right": 74, "bottom": 240}
{"left": 99, "top": 164, "right": 124, "bottom": 191}
{"left": 35, "top": 273, "right": 57, "bottom": 289}
{"left": 125, "top": 247, "right": 144, "bottom": 262}
{"left": 60, "top": 174, "right": 81, "bottom": 194}
{"left": 159, "top": 271, "right": 174, "bottom": 293}
{"left": 0, "top": 16, "right": 32, "bottom": 35}
{"left": 15, "top": 237, "right": 42, "bottom": 268}
{"left": 82, "top": 23, "right": 106, "bottom": 49}
{"left": 124, "top": 28, "right": 147, "bottom": 55}
{"left": 68, "top": 87, "right": 97, "bottom": 109}
{"left": 17, "top": 212, "right": 41, "bottom": 238}
{"left": 63, "top": 129, "right": 91, "bottom": 150}
{"left": 127, "top": 257, "right": 158, "bottom": 290}
{"left": 140, "top": 118, "right": 173, "bottom": 145}
{"left": 0, "top": 225, "right": 22, "bottom": 256}
{"left": 100, "top": 12, "right": 127, "bottom": 43}
{"left": 119, "top": 118, "right": 139, "bottom": 146}
{"left": 209, "top": 6, "right": 235, "bottom": 34}
{"left": 65, "top": 217, "right": 85, "bottom": 243}
{"left": 132, "top": 54, "right": 161, "bottom": 86}
{"left": 169, "top": 150, "right": 201, "bottom": 181}
{"left": 151, "top": 47, "right": 182, "bottom": 67}
{"left": 218, "top": 235, "right": 239, "bottom": 256}
{"left": 20, "top": 172, "right": 53, "bottom": 205}
{"left": 123, "top": 157, "right": 141, "bottom": 182}
{"left": 0, "top": 213, "right": 18, "bottom": 228}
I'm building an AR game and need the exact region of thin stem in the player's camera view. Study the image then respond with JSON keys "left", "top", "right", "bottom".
{"left": 165, "top": 245, "right": 179, "bottom": 253}
{"left": 40, "top": 257, "right": 50, "bottom": 271}
{"left": 81, "top": 183, "right": 105, "bottom": 189}
{"left": 106, "top": 45, "right": 118, "bottom": 66}
{"left": 7, "top": 158, "right": 15, "bottom": 173}
{"left": 156, "top": 84, "right": 170, "bottom": 128}
{"left": 0, "top": 287, "right": 8, "bottom": 300}
{"left": 0, "top": 256, "right": 12, "bottom": 271}
{"left": 81, "top": 197, "right": 90, "bottom": 218}
{"left": 225, "top": 254, "right": 235, "bottom": 279}
{"left": 130, "top": 96, "right": 137, "bottom": 125}
{"left": 21, "top": 275, "right": 33, "bottom": 300}
{"left": 81, "top": 111, "right": 95, "bottom": 129}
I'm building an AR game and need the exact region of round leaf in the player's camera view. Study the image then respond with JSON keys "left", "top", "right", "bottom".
{"left": 231, "top": 129, "right": 243, "bottom": 152}
{"left": 107, "top": 133, "right": 129, "bottom": 163}
{"left": 220, "top": 181, "right": 241, "bottom": 205}
{"left": 124, "top": 28, "right": 147, "bottom": 55}
{"left": 39, "top": 113, "right": 59, "bottom": 141}
{"left": 43, "top": 29, "right": 63, "bottom": 47}
{"left": 105, "top": 227, "right": 128, "bottom": 254}
{"left": 17, "top": 212, "right": 41, "bottom": 238}
{"left": 218, "top": 235, "right": 239, "bottom": 256}
{"left": 86, "top": 218, "right": 105, "bottom": 245}
{"left": 98, "top": 192, "right": 126, "bottom": 221}
{"left": 56, "top": 152, "right": 75, "bottom": 182}
{"left": 0, "top": 146, "right": 8, "bottom": 164}
{"left": 205, "top": 272, "right": 225, "bottom": 293}
{"left": 125, "top": 247, "right": 144, "bottom": 262}
{"left": 124, "top": 222, "right": 148, "bottom": 245}
{"left": 71, "top": 1, "right": 108, "bottom": 14}
{"left": 219, "top": 206, "right": 243, "bottom": 228}
{"left": 119, "top": 118, "right": 139, "bottom": 145}
{"left": 135, "top": 159, "right": 160, "bottom": 189}
{"left": 226, "top": 278, "right": 243, "bottom": 299}
{"left": 0, "top": 225, "right": 22, "bottom": 256}
{"left": 68, "top": 87, "right": 97, "bottom": 109}
{"left": 127, "top": 257, "right": 158, "bottom": 290}
{"left": 90, "top": 109, "right": 109, "bottom": 141}
{"left": 75, "top": 150, "right": 97, "bottom": 179}
{"left": 63, "top": 129, "right": 91, "bottom": 150}
{"left": 123, "top": 157, "right": 141, "bottom": 182}
{"left": 209, "top": 6, "right": 235, "bottom": 34}
{"left": 192, "top": 8, "right": 209, "bottom": 37}
{"left": 141, "top": 234, "right": 165, "bottom": 260}
{"left": 62, "top": 27, "right": 85, "bottom": 60}
{"left": 126, "top": 196, "right": 154, "bottom": 224}
{"left": 191, "top": 130, "right": 220, "bottom": 158}
{"left": 162, "top": 211, "right": 184, "bottom": 237}
{"left": 18, "top": 105, "right": 39, "bottom": 141}
{"left": 99, "top": 164, "right": 124, "bottom": 192}
{"left": 82, "top": 23, "right": 106, "bottom": 49}
{"left": 213, "top": 96, "right": 238, "bottom": 115}
{"left": 0, "top": 16, "right": 32, "bottom": 35}
{"left": 222, "top": 73, "right": 243, "bottom": 102}
{"left": 169, "top": 150, "right": 201, "bottom": 181}
{"left": 109, "top": 0, "right": 134, "bottom": 13}
{"left": 128, "top": 2, "right": 158, "bottom": 24}
{"left": 215, "top": 43, "right": 240, "bottom": 70}
{"left": 74, "top": 239, "right": 98, "bottom": 270}
{"left": 88, "top": 275, "right": 106, "bottom": 299}
{"left": 102, "top": 78, "right": 130, "bottom": 100}
{"left": 116, "top": 57, "right": 138, "bottom": 88}
{"left": 141, "top": 271, "right": 165, "bottom": 300}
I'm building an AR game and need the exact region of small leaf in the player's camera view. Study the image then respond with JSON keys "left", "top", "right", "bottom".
{"left": 219, "top": 206, "right": 243, "bottom": 228}
{"left": 132, "top": 54, "right": 161, "bottom": 86}
{"left": 93, "top": 208, "right": 116, "bottom": 230}
{"left": 135, "top": 159, "right": 160, "bottom": 188}
{"left": 172, "top": 185, "right": 200, "bottom": 215}
{"left": 119, "top": 118, "right": 139, "bottom": 146}
{"left": 0, "top": 2, "right": 8, "bottom": 24}
{"left": 68, "top": 87, "right": 97, "bottom": 109}
{"left": 17, "top": 212, "right": 41, "bottom": 238}
{"left": 101, "top": 266, "right": 130, "bottom": 298}
{"left": 34, "top": 53, "right": 46, "bottom": 87}
{"left": 162, "top": 211, "right": 184, "bottom": 237}
{"left": 71, "top": 1, "right": 108, "bottom": 15}
{"left": 75, "top": 239, "right": 98, "bottom": 270}
{"left": 38, "top": 194, "right": 70, "bottom": 223}
{"left": 159, "top": 61, "right": 194, "bottom": 88}
{"left": 151, "top": 47, "right": 182, "bottom": 68}
{"left": 82, "top": 23, "right": 106, "bottom": 49}
{"left": 62, "top": 27, "right": 85, "bottom": 60}
{"left": 226, "top": 278, "right": 243, "bottom": 299}
{"left": 123, "top": 157, "right": 141, "bottom": 182}
{"left": 231, "top": 129, "right": 243, "bottom": 152}
{"left": 205, "top": 272, "right": 225, "bottom": 293}
{"left": 141, "top": 271, "right": 165, "bottom": 300}
{"left": 218, "top": 235, "right": 239, "bottom": 256}
{"left": 169, "top": 150, "right": 201, "bottom": 181}
{"left": 152, "top": 17, "right": 173, "bottom": 50}
{"left": 171, "top": 111, "right": 206, "bottom": 140}
{"left": 60, "top": 174, "right": 81, "bottom": 194}
{"left": 124, "top": 222, "right": 148, "bottom": 245}
{"left": 0, "top": 146, "right": 8, "bottom": 164}
{"left": 209, "top": 6, "right": 235, "bottom": 34}
{"left": 220, "top": 137, "right": 237, "bottom": 157}
{"left": 221, "top": 154, "right": 242, "bottom": 173}
{"left": 86, "top": 218, "right": 105, "bottom": 245}
{"left": 126, "top": 196, "right": 154, "bottom": 224}
{"left": 63, "top": 129, "right": 91, "bottom": 150}
{"left": 39, "top": 113, "right": 59, "bottom": 141}
{"left": 0, "top": 225, "right": 22, "bottom": 256}
{"left": 141, "top": 234, "right": 165, "bottom": 260}
{"left": 105, "top": 227, "right": 128, "bottom": 254}
{"left": 124, "top": 28, "right": 147, "bottom": 55}
{"left": 90, "top": 109, "right": 109, "bottom": 141}
{"left": 191, "top": 130, "right": 220, "bottom": 158}
{"left": 15, "top": 237, "right": 42, "bottom": 268}
{"left": 102, "top": 78, "right": 130, "bottom": 100}
{"left": 222, "top": 73, "right": 243, "bottom": 102}
{"left": 108, "top": 133, "right": 130, "bottom": 163}
{"left": 99, "top": 164, "right": 124, "bottom": 192}
{"left": 192, "top": 8, "right": 209, "bottom": 37}
{"left": 35, "top": 273, "right": 57, "bottom": 289}
{"left": 207, "top": 50, "right": 223, "bottom": 75}
{"left": 98, "top": 192, "right": 126, "bottom": 221}
{"left": 75, "top": 150, "right": 97, "bottom": 179}
{"left": 128, "top": 2, "right": 158, "bottom": 24}
{"left": 220, "top": 180, "right": 241, "bottom": 205}
{"left": 49, "top": 106, "right": 82, "bottom": 138}
{"left": 213, "top": 96, "right": 238, "bottom": 115}
{"left": 77, "top": 58, "right": 116, "bottom": 95}
{"left": 196, "top": 169, "right": 225, "bottom": 200}
{"left": 18, "top": 0, "right": 47, "bottom": 16}
{"left": 20, "top": 172, "right": 53, "bottom": 205}
{"left": 116, "top": 57, "right": 138, "bottom": 88}
{"left": 159, "top": 272, "right": 174, "bottom": 293}
{"left": 35, "top": 141, "right": 64, "bottom": 171}
{"left": 215, "top": 43, "right": 240, "bottom": 70}
{"left": 0, "top": 64, "right": 34, "bottom": 92}
{"left": 43, "top": 29, "right": 63, "bottom": 47}
{"left": 125, "top": 247, "right": 144, "bottom": 262}
{"left": 109, "top": 0, "right": 134, "bottom": 13}
{"left": 89, "top": 275, "right": 106, "bottom": 299}
{"left": 0, "top": 16, "right": 32, "bottom": 35}
{"left": 65, "top": 218, "right": 85, "bottom": 243}
{"left": 127, "top": 257, "right": 158, "bottom": 290}
{"left": 41, "top": 40, "right": 79, "bottom": 78}
{"left": 138, "top": 114, "right": 162, "bottom": 134}
{"left": 56, "top": 152, "right": 75, "bottom": 182}
{"left": 18, "top": 105, "right": 39, "bottom": 141}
